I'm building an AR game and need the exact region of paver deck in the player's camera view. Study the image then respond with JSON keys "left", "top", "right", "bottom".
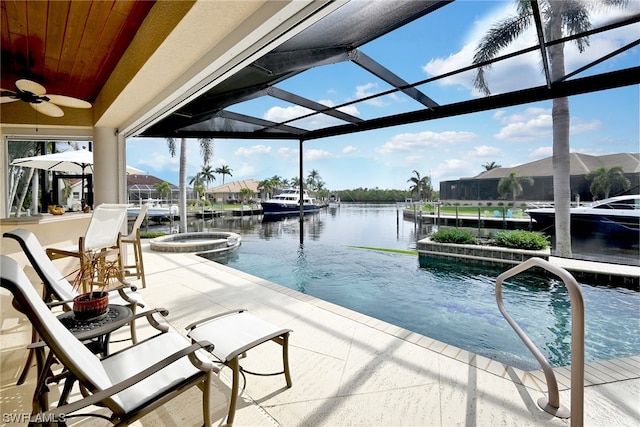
{"left": 1, "top": 242, "right": 638, "bottom": 426}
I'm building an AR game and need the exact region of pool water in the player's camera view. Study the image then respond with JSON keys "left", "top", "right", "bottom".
{"left": 194, "top": 204, "right": 640, "bottom": 371}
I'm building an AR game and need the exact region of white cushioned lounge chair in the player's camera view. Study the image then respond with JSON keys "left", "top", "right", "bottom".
{"left": 1, "top": 255, "right": 214, "bottom": 426}
{"left": 3, "top": 228, "right": 146, "bottom": 385}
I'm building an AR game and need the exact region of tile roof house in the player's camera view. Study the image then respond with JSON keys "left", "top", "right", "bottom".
{"left": 205, "top": 179, "right": 260, "bottom": 203}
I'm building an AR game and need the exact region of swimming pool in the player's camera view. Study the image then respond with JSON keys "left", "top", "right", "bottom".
{"left": 194, "top": 204, "right": 640, "bottom": 371}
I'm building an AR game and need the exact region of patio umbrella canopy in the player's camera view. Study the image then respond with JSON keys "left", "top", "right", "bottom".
{"left": 10, "top": 149, "right": 143, "bottom": 175}
{"left": 11, "top": 149, "right": 144, "bottom": 210}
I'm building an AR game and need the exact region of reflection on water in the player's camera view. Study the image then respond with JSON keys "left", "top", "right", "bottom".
{"left": 144, "top": 204, "right": 639, "bottom": 370}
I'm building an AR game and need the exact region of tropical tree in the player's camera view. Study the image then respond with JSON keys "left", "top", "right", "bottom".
{"left": 483, "top": 161, "right": 501, "bottom": 171}
{"left": 215, "top": 164, "right": 233, "bottom": 184}
{"left": 257, "top": 179, "right": 274, "bottom": 200}
{"left": 586, "top": 166, "right": 631, "bottom": 199}
{"left": 304, "top": 169, "right": 326, "bottom": 193}
{"left": 240, "top": 187, "right": 253, "bottom": 203}
{"left": 154, "top": 181, "right": 171, "bottom": 202}
{"left": 407, "top": 170, "right": 432, "bottom": 201}
{"left": 200, "top": 165, "right": 216, "bottom": 188}
{"left": 167, "top": 138, "right": 213, "bottom": 232}
{"left": 497, "top": 172, "right": 534, "bottom": 202}
{"left": 473, "top": 0, "right": 629, "bottom": 257}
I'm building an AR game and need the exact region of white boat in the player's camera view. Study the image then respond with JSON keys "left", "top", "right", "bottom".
{"left": 526, "top": 194, "right": 640, "bottom": 241}
{"left": 128, "top": 199, "right": 178, "bottom": 219}
{"left": 328, "top": 193, "right": 340, "bottom": 208}
{"left": 261, "top": 188, "right": 321, "bottom": 216}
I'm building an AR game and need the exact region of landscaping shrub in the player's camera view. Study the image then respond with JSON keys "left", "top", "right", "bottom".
{"left": 140, "top": 232, "right": 166, "bottom": 239}
{"left": 492, "top": 230, "right": 549, "bottom": 250}
{"left": 430, "top": 229, "right": 477, "bottom": 245}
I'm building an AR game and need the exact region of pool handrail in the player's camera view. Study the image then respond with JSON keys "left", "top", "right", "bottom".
{"left": 495, "top": 257, "right": 584, "bottom": 425}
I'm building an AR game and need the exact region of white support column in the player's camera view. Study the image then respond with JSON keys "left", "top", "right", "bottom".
{"left": 93, "top": 127, "right": 120, "bottom": 206}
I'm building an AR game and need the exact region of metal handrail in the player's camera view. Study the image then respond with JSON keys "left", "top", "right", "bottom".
{"left": 495, "top": 257, "right": 584, "bottom": 426}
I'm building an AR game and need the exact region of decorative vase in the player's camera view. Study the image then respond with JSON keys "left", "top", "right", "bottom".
{"left": 72, "top": 291, "right": 109, "bottom": 320}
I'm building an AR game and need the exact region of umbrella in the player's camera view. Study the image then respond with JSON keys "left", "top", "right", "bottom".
{"left": 10, "top": 149, "right": 144, "bottom": 175}
{"left": 11, "top": 149, "right": 145, "bottom": 208}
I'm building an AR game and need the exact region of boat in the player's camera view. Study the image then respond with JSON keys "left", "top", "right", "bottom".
{"left": 526, "top": 194, "right": 640, "bottom": 240}
{"left": 261, "top": 188, "right": 321, "bottom": 216}
{"left": 328, "top": 193, "right": 340, "bottom": 208}
{"left": 128, "top": 199, "right": 178, "bottom": 220}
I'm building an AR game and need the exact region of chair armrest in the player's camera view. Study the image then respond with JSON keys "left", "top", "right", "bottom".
{"left": 72, "top": 308, "right": 169, "bottom": 341}
{"left": 46, "top": 298, "right": 74, "bottom": 308}
{"left": 28, "top": 340, "right": 215, "bottom": 424}
{"left": 45, "top": 247, "right": 81, "bottom": 260}
{"left": 184, "top": 308, "right": 248, "bottom": 331}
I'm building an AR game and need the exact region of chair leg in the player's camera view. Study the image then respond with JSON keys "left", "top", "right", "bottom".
{"left": 203, "top": 371, "right": 212, "bottom": 427}
{"left": 17, "top": 327, "right": 37, "bottom": 385}
{"left": 135, "top": 239, "right": 146, "bottom": 288}
{"left": 282, "top": 332, "right": 292, "bottom": 388}
{"left": 227, "top": 357, "right": 241, "bottom": 426}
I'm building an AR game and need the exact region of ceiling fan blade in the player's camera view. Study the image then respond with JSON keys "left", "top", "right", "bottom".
{"left": 0, "top": 96, "right": 19, "bottom": 104}
{"left": 46, "top": 94, "right": 92, "bottom": 109}
{"left": 30, "top": 101, "right": 64, "bottom": 117}
{"left": 1, "top": 88, "right": 18, "bottom": 103}
{"left": 16, "top": 79, "right": 47, "bottom": 95}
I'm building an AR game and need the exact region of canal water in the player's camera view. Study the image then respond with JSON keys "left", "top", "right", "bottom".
{"left": 146, "top": 203, "right": 639, "bottom": 370}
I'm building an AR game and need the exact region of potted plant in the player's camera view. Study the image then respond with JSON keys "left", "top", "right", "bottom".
{"left": 70, "top": 252, "right": 123, "bottom": 320}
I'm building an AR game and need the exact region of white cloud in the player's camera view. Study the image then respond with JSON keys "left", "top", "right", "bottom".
{"left": 493, "top": 107, "right": 601, "bottom": 141}
{"left": 422, "top": 3, "right": 640, "bottom": 97}
{"left": 342, "top": 145, "right": 358, "bottom": 154}
{"left": 305, "top": 149, "right": 334, "bottom": 161}
{"left": 355, "top": 82, "right": 389, "bottom": 107}
{"left": 434, "top": 158, "right": 474, "bottom": 181}
{"left": 494, "top": 114, "right": 552, "bottom": 142}
{"left": 376, "top": 130, "right": 477, "bottom": 154}
{"left": 472, "top": 145, "right": 502, "bottom": 157}
{"left": 234, "top": 145, "right": 272, "bottom": 156}
{"left": 529, "top": 146, "right": 552, "bottom": 159}
{"left": 278, "top": 147, "right": 299, "bottom": 161}
{"left": 264, "top": 100, "right": 359, "bottom": 130}
{"left": 138, "top": 152, "right": 178, "bottom": 171}
{"left": 570, "top": 118, "right": 602, "bottom": 134}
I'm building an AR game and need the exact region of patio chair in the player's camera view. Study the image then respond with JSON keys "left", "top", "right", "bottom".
{"left": 118, "top": 204, "right": 148, "bottom": 288}
{"left": 3, "top": 228, "right": 146, "bottom": 385}
{"left": 1, "top": 255, "right": 214, "bottom": 426}
{"left": 45, "top": 203, "right": 129, "bottom": 289}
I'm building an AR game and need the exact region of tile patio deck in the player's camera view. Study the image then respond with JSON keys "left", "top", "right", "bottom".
{"left": 1, "top": 242, "right": 638, "bottom": 426}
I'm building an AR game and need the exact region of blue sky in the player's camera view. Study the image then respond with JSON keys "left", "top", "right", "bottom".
{"left": 126, "top": 1, "right": 639, "bottom": 192}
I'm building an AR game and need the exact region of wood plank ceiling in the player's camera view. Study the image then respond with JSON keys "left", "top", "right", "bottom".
{"left": 0, "top": 0, "right": 155, "bottom": 103}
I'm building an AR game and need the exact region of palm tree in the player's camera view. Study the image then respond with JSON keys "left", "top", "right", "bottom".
{"left": 215, "top": 165, "right": 233, "bottom": 184}
{"left": 200, "top": 165, "right": 216, "bottom": 188}
{"left": 586, "top": 166, "right": 631, "bottom": 199}
{"left": 306, "top": 169, "right": 322, "bottom": 192}
{"left": 240, "top": 187, "right": 253, "bottom": 203}
{"left": 483, "top": 161, "right": 501, "bottom": 171}
{"left": 167, "top": 138, "right": 213, "bottom": 233}
{"left": 497, "top": 172, "right": 534, "bottom": 202}
{"left": 473, "top": 0, "right": 629, "bottom": 257}
{"left": 257, "top": 179, "right": 274, "bottom": 200}
{"left": 407, "top": 170, "right": 432, "bottom": 201}
{"left": 154, "top": 181, "right": 171, "bottom": 202}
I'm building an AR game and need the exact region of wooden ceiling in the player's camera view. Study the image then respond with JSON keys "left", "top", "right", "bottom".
{"left": 0, "top": 0, "right": 155, "bottom": 103}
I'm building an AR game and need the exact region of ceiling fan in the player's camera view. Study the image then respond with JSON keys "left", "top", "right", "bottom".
{"left": 0, "top": 79, "right": 91, "bottom": 117}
